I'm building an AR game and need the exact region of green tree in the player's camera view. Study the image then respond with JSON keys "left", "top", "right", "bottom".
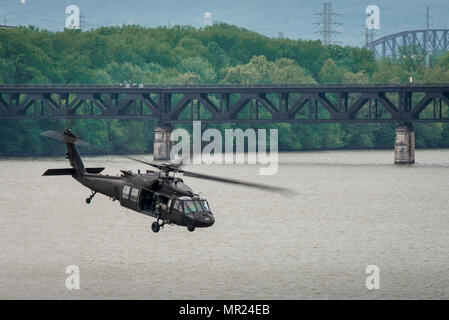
{"left": 318, "top": 59, "right": 345, "bottom": 84}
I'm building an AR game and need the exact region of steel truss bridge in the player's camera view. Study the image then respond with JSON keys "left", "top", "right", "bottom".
{"left": 365, "top": 29, "right": 449, "bottom": 58}
{"left": 1, "top": 84, "right": 449, "bottom": 124}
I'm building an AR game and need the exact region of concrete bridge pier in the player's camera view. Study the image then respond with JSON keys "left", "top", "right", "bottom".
{"left": 153, "top": 125, "right": 172, "bottom": 161}
{"left": 394, "top": 124, "right": 415, "bottom": 164}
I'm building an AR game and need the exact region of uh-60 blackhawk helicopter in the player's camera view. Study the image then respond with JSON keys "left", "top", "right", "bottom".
{"left": 42, "top": 129, "right": 291, "bottom": 233}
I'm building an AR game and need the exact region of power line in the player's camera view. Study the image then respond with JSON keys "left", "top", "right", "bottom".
{"left": 0, "top": 2, "right": 101, "bottom": 31}
{"left": 1, "top": 1, "right": 64, "bottom": 29}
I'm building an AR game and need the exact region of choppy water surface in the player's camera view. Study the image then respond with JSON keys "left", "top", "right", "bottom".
{"left": 0, "top": 150, "right": 448, "bottom": 299}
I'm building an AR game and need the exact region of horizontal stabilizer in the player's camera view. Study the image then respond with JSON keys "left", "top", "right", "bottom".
{"left": 43, "top": 168, "right": 75, "bottom": 176}
{"left": 43, "top": 167, "right": 105, "bottom": 176}
{"left": 86, "top": 167, "right": 105, "bottom": 174}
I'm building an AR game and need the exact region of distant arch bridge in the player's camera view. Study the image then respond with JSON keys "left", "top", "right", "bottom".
{"left": 365, "top": 29, "right": 449, "bottom": 59}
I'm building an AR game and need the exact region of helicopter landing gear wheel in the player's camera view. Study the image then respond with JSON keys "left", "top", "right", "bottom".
{"left": 187, "top": 226, "right": 195, "bottom": 232}
{"left": 151, "top": 221, "right": 161, "bottom": 233}
{"left": 85, "top": 191, "right": 96, "bottom": 204}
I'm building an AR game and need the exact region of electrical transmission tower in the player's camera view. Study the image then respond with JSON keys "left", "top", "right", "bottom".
{"left": 425, "top": 5, "right": 431, "bottom": 67}
{"left": 365, "top": 27, "right": 375, "bottom": 47}
{"left": 315, "top": 2, "right": 341, "bottom": 46}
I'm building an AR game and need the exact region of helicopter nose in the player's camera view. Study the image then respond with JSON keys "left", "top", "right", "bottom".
{"left": 206, "top": 213, "right": 215, "bottom": 226}
{"left": 194, "top": 213, "right": 215, "bottom": 227}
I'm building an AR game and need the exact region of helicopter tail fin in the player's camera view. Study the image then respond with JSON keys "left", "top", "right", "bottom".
{"left": 41, "top": 129, "right": 88, "bottom": 174}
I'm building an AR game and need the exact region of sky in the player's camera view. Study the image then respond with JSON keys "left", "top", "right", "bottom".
{"left": 1, "top": 0, "right": 448, "bottom": 47}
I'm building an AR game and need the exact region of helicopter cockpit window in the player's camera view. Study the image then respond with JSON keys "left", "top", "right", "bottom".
{"left": 184, "top": 201, "right": 197, "bottom": 214}
{"left": 201, "top": 200, "right": 210, "bottom": 212}
{"left": 194, "top": 200, "right": 204, "bottom": 211}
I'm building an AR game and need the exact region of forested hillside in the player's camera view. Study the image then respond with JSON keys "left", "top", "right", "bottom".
{"left": 1, "top": 24, "right": 449, "bottom": 156}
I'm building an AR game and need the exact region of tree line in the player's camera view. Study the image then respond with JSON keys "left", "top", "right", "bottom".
{"left": 1, "top": 24, "right": 449, "bottom": 156}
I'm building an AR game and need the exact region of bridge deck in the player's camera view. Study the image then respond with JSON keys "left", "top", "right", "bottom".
{"left": 1, "top": 83, "right": 449, "bottom": 91}
{"left": 1, "top": 84, "right": 449, "bottom": 123}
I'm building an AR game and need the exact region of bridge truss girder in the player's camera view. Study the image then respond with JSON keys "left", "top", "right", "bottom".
{"left": 366, "top": 29, "right": 449, "bottom": 59}
{"left": 1, "top": 85, "right": 449, "bottom": 124}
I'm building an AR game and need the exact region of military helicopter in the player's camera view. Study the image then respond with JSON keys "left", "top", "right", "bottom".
{"left": 42, "top": 129, "right": 291, "bottom": 233}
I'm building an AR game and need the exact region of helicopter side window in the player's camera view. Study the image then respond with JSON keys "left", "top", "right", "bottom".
{"left": 184, "top": 201, "right": 197, "bottom": 214}
{"left": 173, "top": 200, "right": 183, "bottom": 213}
{"left": 122, "top": 185, "right": 131, "bottom": 200}
{"left": 130, "top": 188, "right": 139, "bottom": 202}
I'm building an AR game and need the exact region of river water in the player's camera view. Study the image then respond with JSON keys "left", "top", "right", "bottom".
{"left": 0, "top": 150, "right": 448, "bottom": 299}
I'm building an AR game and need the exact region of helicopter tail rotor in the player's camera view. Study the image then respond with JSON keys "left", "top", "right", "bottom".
{"left": 41, "top": 129, "right": 91, "bottom": 147}
{"left": 41, "top": 129, "right": 90, "bottom": 174}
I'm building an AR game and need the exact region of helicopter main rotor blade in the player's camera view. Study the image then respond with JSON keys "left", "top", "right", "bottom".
{"left": 124, "top": 155, "right": 167, "bottom": 170}
{"left": 121, "top": 155, "right": 294, "bottom": 195}
{"left": 124, "top": 155, "right": 186, "bottom": 171}
{"left": 181, "top": 170, "right": 295, "bottom": 195}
